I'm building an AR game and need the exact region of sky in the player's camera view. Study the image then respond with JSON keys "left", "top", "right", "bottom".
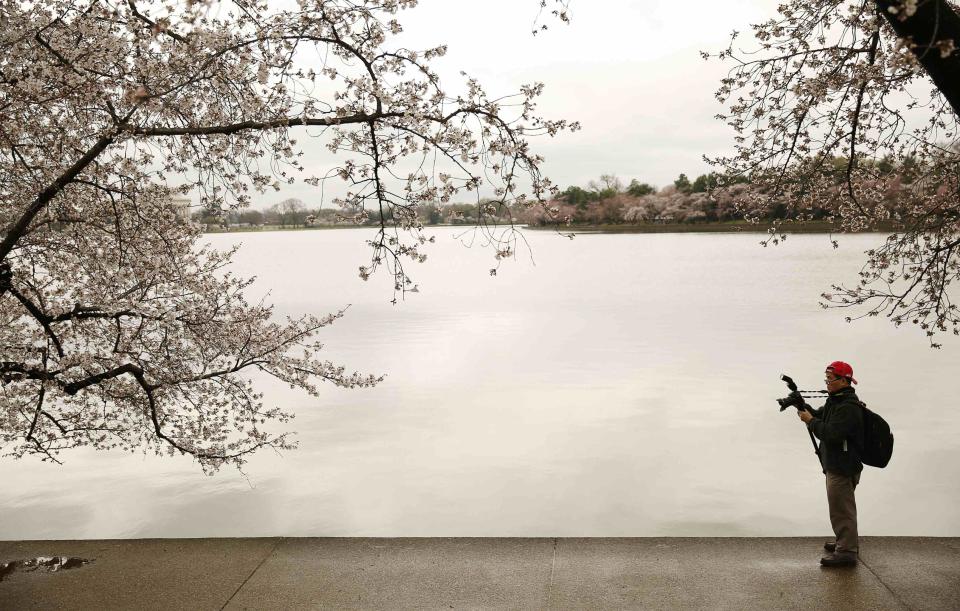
{"left": 254, "top": 0, "right": 775, "bottom": 209}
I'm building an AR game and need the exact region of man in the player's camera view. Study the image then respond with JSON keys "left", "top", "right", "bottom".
{"left": 798, "top": 361, "right": 865, "bottom": 567}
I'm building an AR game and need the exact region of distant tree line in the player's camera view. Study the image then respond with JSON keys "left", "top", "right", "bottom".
{"left": 193, "top": 198, "right": 517, "bottom": 229}
{"left": 194, "top": 198, "right": 326, "bottom": 228}
{"left": 197, "top": 157, "right": 921, "bottom": 231}
{"left": 520, "top": 157, "right": 922, "bottom": 227}
{"left": 529, "top": 172, "right": 752, "bottom": 226}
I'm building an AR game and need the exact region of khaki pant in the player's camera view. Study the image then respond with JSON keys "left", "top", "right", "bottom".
{"left": 825, "top": 471, "right": 860, "bottom": 554}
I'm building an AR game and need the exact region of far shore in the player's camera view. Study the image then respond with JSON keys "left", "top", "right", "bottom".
{"left": 200, "top": 220, "right": 896, "bottom": 235}
{"left": 525, "top": 220, "right": 899, "bottom": 233}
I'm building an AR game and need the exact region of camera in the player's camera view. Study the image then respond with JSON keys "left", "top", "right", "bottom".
{"left": 776, "top": 373, "right": 826, "bottom": 412}
{"left": 777, "top": 374, "right": 804, "bottom": 411}
{"left": 777, "top": 390, "right": 806, "bottom": 411}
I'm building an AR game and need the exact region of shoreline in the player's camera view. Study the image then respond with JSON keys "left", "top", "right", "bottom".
{"left": 200, "top": 220, "right": 896, "bottom": 235}
{"left": 525, "top": 220, "right": 899, "bottom": 234}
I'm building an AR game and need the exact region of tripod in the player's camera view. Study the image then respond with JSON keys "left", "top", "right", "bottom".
{"left": 778, "top": 374, "right": 828, "bottom": 468}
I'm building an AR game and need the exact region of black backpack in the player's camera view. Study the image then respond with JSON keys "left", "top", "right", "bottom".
{"left": 857, "top": 401, "right": 894, "bottom": 468}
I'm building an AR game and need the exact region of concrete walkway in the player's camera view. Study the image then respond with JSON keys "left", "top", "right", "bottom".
{"left": 1, "top": 538, "right": 958, "bottom": 610}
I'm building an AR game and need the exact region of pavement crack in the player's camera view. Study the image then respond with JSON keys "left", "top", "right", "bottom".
{"left": 219, "top": 537, "right": 284, "bottom": 611}
{"left": 546, "top": 537, "right": 558, "bottom": 610}
{"left": 858, "top": 555, "right": 913, "bottom": 611}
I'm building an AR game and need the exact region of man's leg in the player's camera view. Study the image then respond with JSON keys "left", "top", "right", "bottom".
{"left": 825, "top": 471, "right": 859, "bottom": 554}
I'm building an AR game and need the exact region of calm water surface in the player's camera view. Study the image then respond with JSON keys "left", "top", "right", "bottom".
{"left": 3, "top": 228, "right": 958, "bottom": 538}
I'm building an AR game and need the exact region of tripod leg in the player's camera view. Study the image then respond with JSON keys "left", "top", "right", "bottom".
{"left": 808, "top": 429, "right": 822, "bottom": 469}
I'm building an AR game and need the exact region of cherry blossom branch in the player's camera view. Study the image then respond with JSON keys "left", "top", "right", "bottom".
{"left": 0, "top": 132, "right": 118, "bottom": 263}
{"left": 124, "top": 0, "right": 189, "bottom": 44}
{"left": 62, "top": 363, "right": 155, "bottom": 395}
{"left": 0, "top": 362, "right": 60, "bottom": 382}
{"left": 129, "top": 364, "right": 282, "bottom": 463}
{"left": 6, "top": 287, "right": 65, "bottom": 358}
{"left": 127, "top": 111, "right": 403, "bottom": 136}
{"left": 875, "top": 0, "right": 960, "bottom": 116}
{"left": 25, "top": 380, "right": 47, "bottom": 446}
{"left": 845, "top": 27, "right": 881, "bottom": 214}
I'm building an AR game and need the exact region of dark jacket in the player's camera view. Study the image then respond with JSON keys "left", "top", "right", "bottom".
{"left": 807, "top": 386, "right": 864, "bottom": 476}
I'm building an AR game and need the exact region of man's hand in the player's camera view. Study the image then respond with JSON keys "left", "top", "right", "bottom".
{"left": 798, "top": 409, "right": 813, "bottom": 424}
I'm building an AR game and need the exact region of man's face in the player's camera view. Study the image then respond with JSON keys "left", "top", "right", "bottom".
{"left": 824, "top": 371, "right": 849, "bottom": 392}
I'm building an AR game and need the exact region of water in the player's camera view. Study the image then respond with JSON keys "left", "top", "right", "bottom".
{"left": 2, "top": 228, "right": 958, "bottom": 538}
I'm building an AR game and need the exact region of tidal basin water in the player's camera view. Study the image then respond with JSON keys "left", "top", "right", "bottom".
{"left": 3, "top": 227, "right": 959, "bottom": 539}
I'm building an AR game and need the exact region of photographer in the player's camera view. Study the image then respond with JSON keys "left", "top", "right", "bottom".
{"left": 798, "top": 361, "right": 865, "bottom": 567}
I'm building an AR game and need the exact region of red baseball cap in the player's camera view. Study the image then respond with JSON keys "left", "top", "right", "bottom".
{"left": 826, "top": 361, "right": 857, "bottom": 384}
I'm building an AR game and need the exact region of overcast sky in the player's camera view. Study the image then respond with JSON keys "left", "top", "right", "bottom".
{"left": 257, "top": 0, "right": 775, "bottom": 208}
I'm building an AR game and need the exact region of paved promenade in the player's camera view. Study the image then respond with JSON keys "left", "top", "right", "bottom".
{"left": 1, "top": 537, "right": 958, "bottom": 610}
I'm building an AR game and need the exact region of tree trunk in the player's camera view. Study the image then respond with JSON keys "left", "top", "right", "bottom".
{"left": 875, "top": 0, "right": 960, "bottom": 117}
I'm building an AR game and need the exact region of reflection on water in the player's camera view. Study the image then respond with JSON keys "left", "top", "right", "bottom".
{"left": 2, "top": 228, "right": 959, "bottom": 538}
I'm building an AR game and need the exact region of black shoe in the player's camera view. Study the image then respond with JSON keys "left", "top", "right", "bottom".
{"left": 820, "top": 551, "right": 857, "bottom": 567}
{"left": 824, "top": 542, "right": 836, "bottom": 553}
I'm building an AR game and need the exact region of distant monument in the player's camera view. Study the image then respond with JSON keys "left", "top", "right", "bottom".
{"left": 168, "top": 195, "right": 192, "bottom": 222}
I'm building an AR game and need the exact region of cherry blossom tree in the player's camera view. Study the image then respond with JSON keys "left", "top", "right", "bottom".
{"left": 0, "top": 0, "right": 575, "bottom": 470}
{"left": 539, "top": 0, "right": 960, "bottom": 343}
{"left": 708, "top": 0, "right": 960, "bottom": 346}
